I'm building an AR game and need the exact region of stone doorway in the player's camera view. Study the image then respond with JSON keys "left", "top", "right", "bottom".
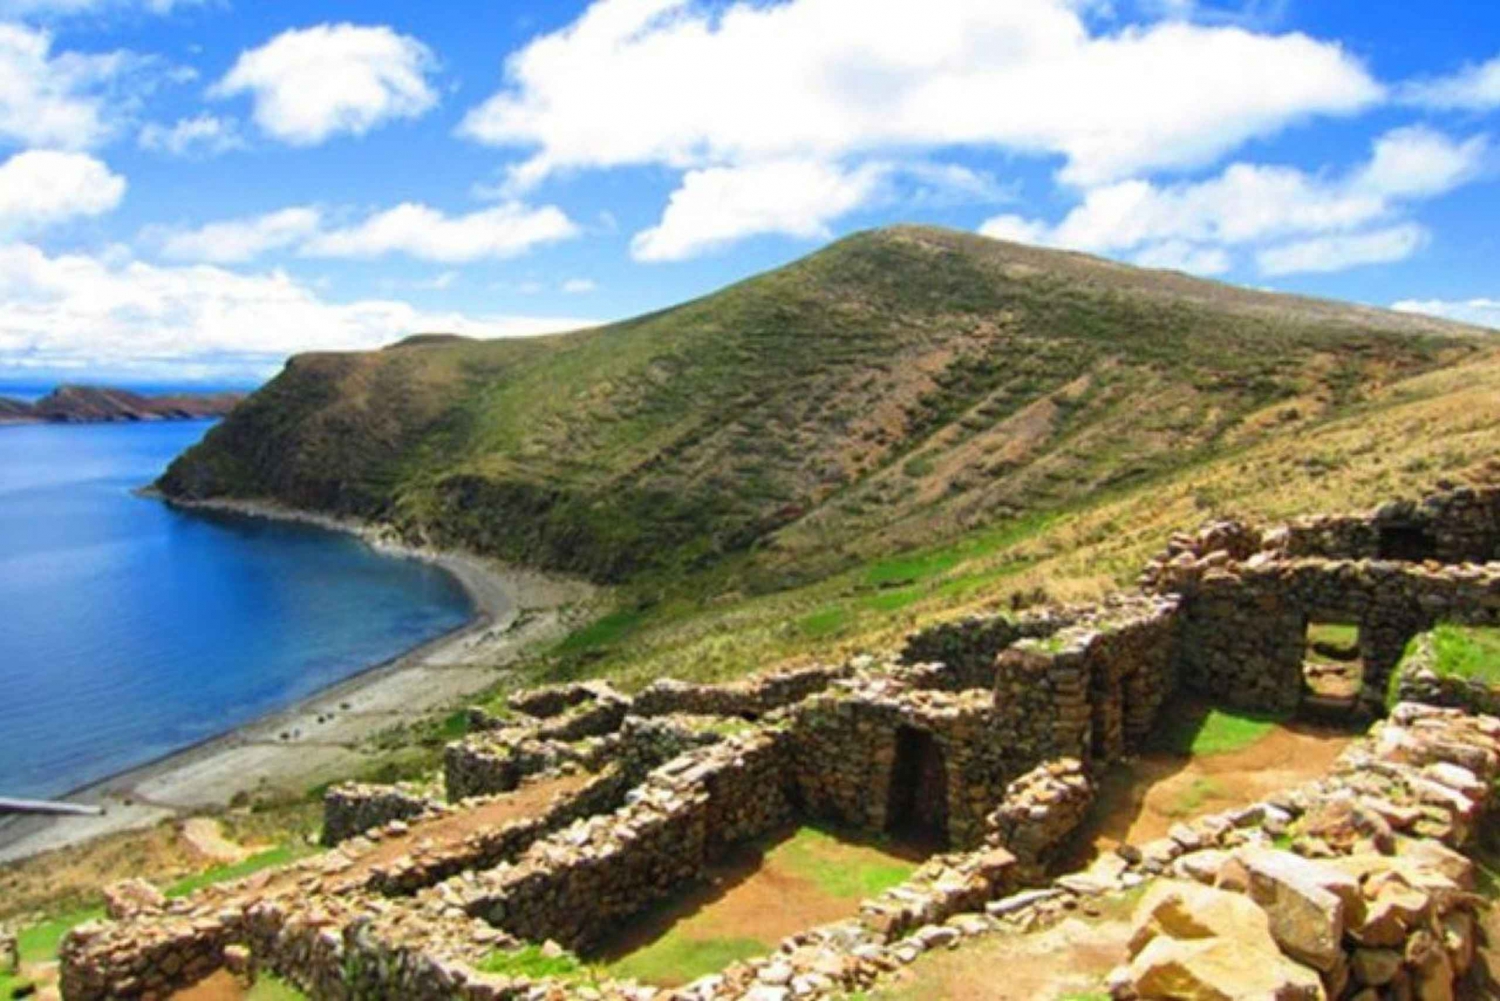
{"left": 1302, "top": 620, "right": 1368, "bottom": 721}
{"left": 886, "top": 726, "right": 949, "bottom": 846}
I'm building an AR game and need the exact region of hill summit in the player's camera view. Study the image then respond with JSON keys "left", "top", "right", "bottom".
{"left": 157, "top": 225, "right": 1482, "bottom": 584}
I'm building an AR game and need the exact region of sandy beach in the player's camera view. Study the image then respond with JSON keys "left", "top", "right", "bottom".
{"left": 0, "top": 498, "right": 595, "bottom": 864}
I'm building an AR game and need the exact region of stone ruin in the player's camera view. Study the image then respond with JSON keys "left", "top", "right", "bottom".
{"left": 57, "top": 482, "right": 1500, "bottom": 1000}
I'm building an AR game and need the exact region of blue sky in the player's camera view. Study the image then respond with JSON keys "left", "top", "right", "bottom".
{"left": 0, "top": 0, "right": 1498, "bottom": 389}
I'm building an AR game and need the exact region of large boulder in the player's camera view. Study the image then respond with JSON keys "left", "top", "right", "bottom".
{"left": 1124, "top": 936, "right": 1325, "bottom": 1001}
{"left": 1238, "top": 848, "right": 1364, "bottom": 973}
{"left": 1128, "top": 880, "right": 1275, "bottom": 957}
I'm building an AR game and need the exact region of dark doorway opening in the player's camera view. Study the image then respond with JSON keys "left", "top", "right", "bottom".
{"left": 1378, "top": 524, "right": 1437, "bottom": 562}
{"left": 886, "top": 726, "right": 949, "bottom": 847}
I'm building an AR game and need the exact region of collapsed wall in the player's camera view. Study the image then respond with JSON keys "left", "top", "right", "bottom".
{"left": 57, "top": 482, "right": 1500, "bottom": 1001}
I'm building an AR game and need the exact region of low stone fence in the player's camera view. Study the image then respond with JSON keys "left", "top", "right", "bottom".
{"left": 899, "top": 609, "right": 1076, "bottom": 688}
{"left": 444, "top": 713, "right": 716, "bottom": 802}
{"left": 357, "top": 767, "right": 633, "bottom": 897}
{"left": 632, "top": 663, "right": 848, "bottom": 718}
{"left": 506, "top": 680, "right": 615, "bottom": 719}
{"left": 1277, "top": 483, "right": 1500, "bottom": 564}
{"left": 455, "top": 730, "right": 796, "bottom": 951}
{"left": 1391, "top": 630, "right": 1500, "bottom": 718}
{"left": 322, "top": 783, "right": 438, "bottom": 847}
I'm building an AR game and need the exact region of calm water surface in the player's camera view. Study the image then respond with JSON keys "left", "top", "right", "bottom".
{"left": 0, "top": 420, "right": 472, "bottom": 800}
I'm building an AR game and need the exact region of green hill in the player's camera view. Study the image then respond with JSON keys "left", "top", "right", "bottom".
{"left": 157, "top": 225, "right": 1484, "bottom": 587}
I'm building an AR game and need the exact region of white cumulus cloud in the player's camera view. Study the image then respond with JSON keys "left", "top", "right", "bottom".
{"left": 978, "top": 127, "right": 1485, "bottom": 276}
{"left": 1255, "top": 224, "right": 1429, "bottom": 277}
{"left": 0, "top": 150, "right": 125, "bottom": 231}
{"left": 1392, "top": 298, "right": 1500, "bottom": 330}
{"left": 302, "top": 202, "right": 578, "bottom": 263}
{"left": 211, "top": 24, "right": 439, "bottom": 146}
{"left": 138, "top": 114, "right": 244, "bottom": 157}
{"left": 460, "top": 0, "right": 1380, "bottom": 190}
{"left": 152, "top": 201, "right": 578, "bottom": 265}
{"left": 1402, "top": 53, "right": 1500, "bottom": 111}
{"left": 631, "top": 159, "right": 887, "bottom": 262}
{"left": 156, "top": 207, "right": 323, "bottom": 264}
{"left": 0, "top": 23, "right": 137, "bottom": 150}
{"left": 0, "top": 242, "right": 600, "bottom": 380}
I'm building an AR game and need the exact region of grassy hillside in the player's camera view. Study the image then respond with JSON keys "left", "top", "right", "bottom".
{"left": 159, "top": 225, "right": 1482, "bottom": 591}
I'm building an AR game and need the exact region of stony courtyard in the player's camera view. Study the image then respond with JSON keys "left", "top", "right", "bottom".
{"left": 45, "top": 483, "right": 1500, "bottom": 1000}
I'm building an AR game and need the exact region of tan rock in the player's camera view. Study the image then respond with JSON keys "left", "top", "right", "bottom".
{"left": 1398, "top": 839, "right": 1476, "bottom": 891}
{"left": 1350, "top": 948, "right": 1402, "bottom": 986}
{"left": 1128, "top": 880, "right": 1276, "bottom": 959}
{"left": 1124, "top": 935, "right": 1325, "bottom": 1001}
{"left": 102, "top": 879, "right": 166, "bottom": 921}
{"left": 1352, "top": 887, "right": 1430, "bottom": 948}
{"left": 1239, "top": 848, "right": 1364, "bottom": 972}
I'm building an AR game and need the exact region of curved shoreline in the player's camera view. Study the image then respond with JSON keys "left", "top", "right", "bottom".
{"left": 0, "top": 496, "right": 594, "bottom": 864}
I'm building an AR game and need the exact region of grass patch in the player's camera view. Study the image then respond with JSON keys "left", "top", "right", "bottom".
{"left": 478, "top": 944, "right": 590, "bottom": 981}
{"left": 798, "top": 607, "right": 850, "bottom": 639}
{"left": 248, "top": 974, "right": 309, "bottom": 1000}
{"left": 165, "top": 844, "right": 306, "bottom": 898}
{"left": 1428, "top": 625, "right": 1500, "bottom": 686}
{"left": 859, "top": 587, "right": 924, "bottom": 613}
{"left": 1151, "top": 703, "right": 1285, "bottom": 757}
{"left": 556, "top": 609, "right": 644, "bottom": 654}
{"left": 17, "top": 906, "right": 105, "bottom": 964}
{"left": 602, "top": 936, "right": 770, "bottom": 987}
{"left": 1307, "top": 622, "right": 1359, "bottom": 648}
{"left": 772, "top": 827, "right": 918, "bottom": 899}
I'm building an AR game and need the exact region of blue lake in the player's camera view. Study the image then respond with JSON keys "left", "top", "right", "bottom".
{"left": 0, "top": 420, "right": 474, "bottom": 800}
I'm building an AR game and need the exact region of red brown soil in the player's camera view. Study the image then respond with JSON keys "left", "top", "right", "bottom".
{"left": 592, "top": 827, "right": 928, "bottom": 986}
{"left": 172, "top": 970, "right": 245, "bottom": 1001}
{"left": 1069, "top": 721, "right": 1355, "bottom": 867}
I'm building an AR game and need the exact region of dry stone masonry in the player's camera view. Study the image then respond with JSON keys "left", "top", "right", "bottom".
{"left": 58, "top": 483, "right": 1500, "bottom": 1000}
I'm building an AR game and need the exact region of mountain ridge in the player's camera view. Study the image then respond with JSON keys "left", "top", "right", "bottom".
{"left": 0, "top": 385, "right": 246, "bottom": 425}
{"left": 156, "top": 225, "right": 1489, "bottom": 585}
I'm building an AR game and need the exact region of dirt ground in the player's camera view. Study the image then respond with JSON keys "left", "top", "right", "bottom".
{"left": 1068, "top": 720, "right": 1355, "bottom": 867}
{"left": 592, "top": 826, "right": 927, "bottom": 987}
{"left": 173, "top": 970, "right": 246, "bottom": 1001}
{"left": 873, "top": 910, "right": 1135, "bottom": 1000}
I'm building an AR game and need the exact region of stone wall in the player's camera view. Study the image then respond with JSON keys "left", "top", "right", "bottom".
{"left": 900, "top": 609, "right": 1075, "bottom": 689}
{"left": 984, "top": 758, "right": 1094, "bottom": 875}
{"left": 632, "top": 663, "right": 848, "bottom": 718}
{"left": 1277, "top": 484, "right": 1500, "bottom": 564}
{"left": 1166, "top": 557, "right": 1500, "bottom": 714}
{"left": 993, "top": 597, "right": 1179, "bottom": 767}
{"left": 1391, "top": 630, "right": 1500, "bottom": 719}
{"left": 322, "top": 784, "right": 437, "bottom": 847}
{"left": 787, "top": 684, "right": 1008, "bottom": 849}
{"left": 457, "top": 730, "right": 795, "bottom": 951}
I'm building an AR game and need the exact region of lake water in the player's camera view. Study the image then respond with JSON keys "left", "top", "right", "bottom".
{"left": 0, "top": 420, "right": 474, "bottom": 800}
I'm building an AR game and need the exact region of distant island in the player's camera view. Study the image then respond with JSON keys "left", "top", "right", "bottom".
{"left": 0, "top": 385, "right": 246, "bottom": 425}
